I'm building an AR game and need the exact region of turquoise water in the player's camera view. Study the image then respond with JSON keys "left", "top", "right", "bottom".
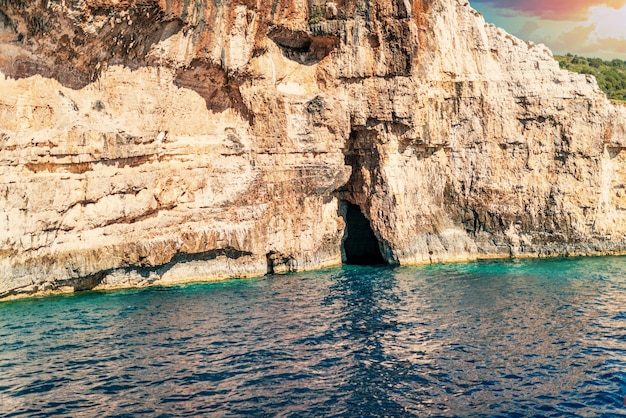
{"left": 1, "top": 257, "right": 625, "bottom": 416}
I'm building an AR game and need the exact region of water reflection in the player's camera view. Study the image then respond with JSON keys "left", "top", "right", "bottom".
{"left": 325, "top": 266, "right": 437, "bottom": 416}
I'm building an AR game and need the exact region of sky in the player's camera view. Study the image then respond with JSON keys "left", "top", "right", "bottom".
{"left": 469, "top": 0, "right": 626, "bottom": 60}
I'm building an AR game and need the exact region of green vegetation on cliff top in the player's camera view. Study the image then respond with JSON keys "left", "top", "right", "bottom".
{"left": 555, "top": 54, "right": 626, "bottom": 102}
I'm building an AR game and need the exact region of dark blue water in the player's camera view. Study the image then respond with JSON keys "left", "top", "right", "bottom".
{"left": 1, "top": 257, "right": 625, "bottom": 417}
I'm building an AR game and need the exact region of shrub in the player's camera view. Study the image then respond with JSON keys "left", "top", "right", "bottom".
{"left": 555, "top": 54, "right": 626, "bottom": 102}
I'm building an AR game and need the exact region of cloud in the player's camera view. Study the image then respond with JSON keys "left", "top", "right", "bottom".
{"left": 545, "top": 24, "right": 597, "bottom": 51}
{"left": 470, "top": 0, "right": 626, "bottom": 20}
{"left": 535, "top": 24, "right": 626, "bottom": 57}
{"left": 598, "top": 37, "right": 626, "bottom": 54}
{"left": 587, "top": 4, "right": 626, "bottom": 38}
{"left": 581, "top": 37, "right": 626, "bottom": 56}
{"left": 517, "top": 21, "right": 540, "bottom": 39}
{"left": 470, "top": 0, "right": 626, "bottom": 58}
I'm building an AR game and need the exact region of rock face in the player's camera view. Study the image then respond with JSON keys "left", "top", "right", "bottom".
{"left": 0, "top": 0, "right": 625, "bottom": 299}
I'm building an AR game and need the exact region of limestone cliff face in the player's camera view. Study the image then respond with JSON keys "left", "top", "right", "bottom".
{"left": 0, "top": 0, "right": 625, "bottom": 299}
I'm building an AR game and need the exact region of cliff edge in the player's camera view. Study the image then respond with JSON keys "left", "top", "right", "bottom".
{"left": 1, "top": 0, "right": 625, "bottom": 299}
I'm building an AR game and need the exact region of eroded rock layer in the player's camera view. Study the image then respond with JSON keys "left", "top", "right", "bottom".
{"left": 1, "top": 0, "right": 625, "bottom": 299}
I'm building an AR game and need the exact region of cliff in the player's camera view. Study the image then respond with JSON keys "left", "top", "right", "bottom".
{"left": 1, "top": 0, "right": 625, "bottom": 299}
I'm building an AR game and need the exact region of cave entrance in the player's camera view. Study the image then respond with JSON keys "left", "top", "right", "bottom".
{"left": 342, "top": 202, "right": 387, "bottom": 265}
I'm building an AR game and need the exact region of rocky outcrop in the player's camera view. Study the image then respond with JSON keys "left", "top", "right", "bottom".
{"left": 1, "top": 0, "right": 625, "bottom": 299}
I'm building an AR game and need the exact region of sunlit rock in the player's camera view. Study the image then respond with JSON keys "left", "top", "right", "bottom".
{"left": 0, "top": 0, "right": 625, "bottom": 299}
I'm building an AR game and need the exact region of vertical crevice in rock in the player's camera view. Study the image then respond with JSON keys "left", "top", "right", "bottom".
{"left": 337, "top": 126, "right": 394, "bottom": 265}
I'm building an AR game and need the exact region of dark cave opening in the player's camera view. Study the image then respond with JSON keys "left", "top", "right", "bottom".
{"left": 342, "top": 202, "right": 387, "bottom": 265}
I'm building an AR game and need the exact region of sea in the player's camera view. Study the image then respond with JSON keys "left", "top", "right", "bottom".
{"left": 1, "top": 256, "right": 625, "bottom": 417}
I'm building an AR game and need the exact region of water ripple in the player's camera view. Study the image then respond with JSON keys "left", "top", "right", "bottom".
{"left": 1, "top": 258, "right": 625, "bottom": 416}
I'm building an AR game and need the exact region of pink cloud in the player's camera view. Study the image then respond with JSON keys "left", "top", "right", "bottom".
{"left": 598, "top": 37, "right": 626, "bottom": 54}
{"left": 546, "top": 25, "right": 597, "bottom": 50}
{"left": 535, "top": 24, "right": 626, "bottom": 57}
{"left": 471, "top": 0, "right": 626, "bottom": 20}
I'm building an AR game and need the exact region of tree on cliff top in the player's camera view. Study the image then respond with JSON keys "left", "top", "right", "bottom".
{"left": 556, "top": 55, "right": 626, "bottom": 103}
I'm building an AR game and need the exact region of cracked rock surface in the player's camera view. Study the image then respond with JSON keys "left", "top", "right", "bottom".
{"left": 0, "top": 0, "right": 625, "bottom": 299}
